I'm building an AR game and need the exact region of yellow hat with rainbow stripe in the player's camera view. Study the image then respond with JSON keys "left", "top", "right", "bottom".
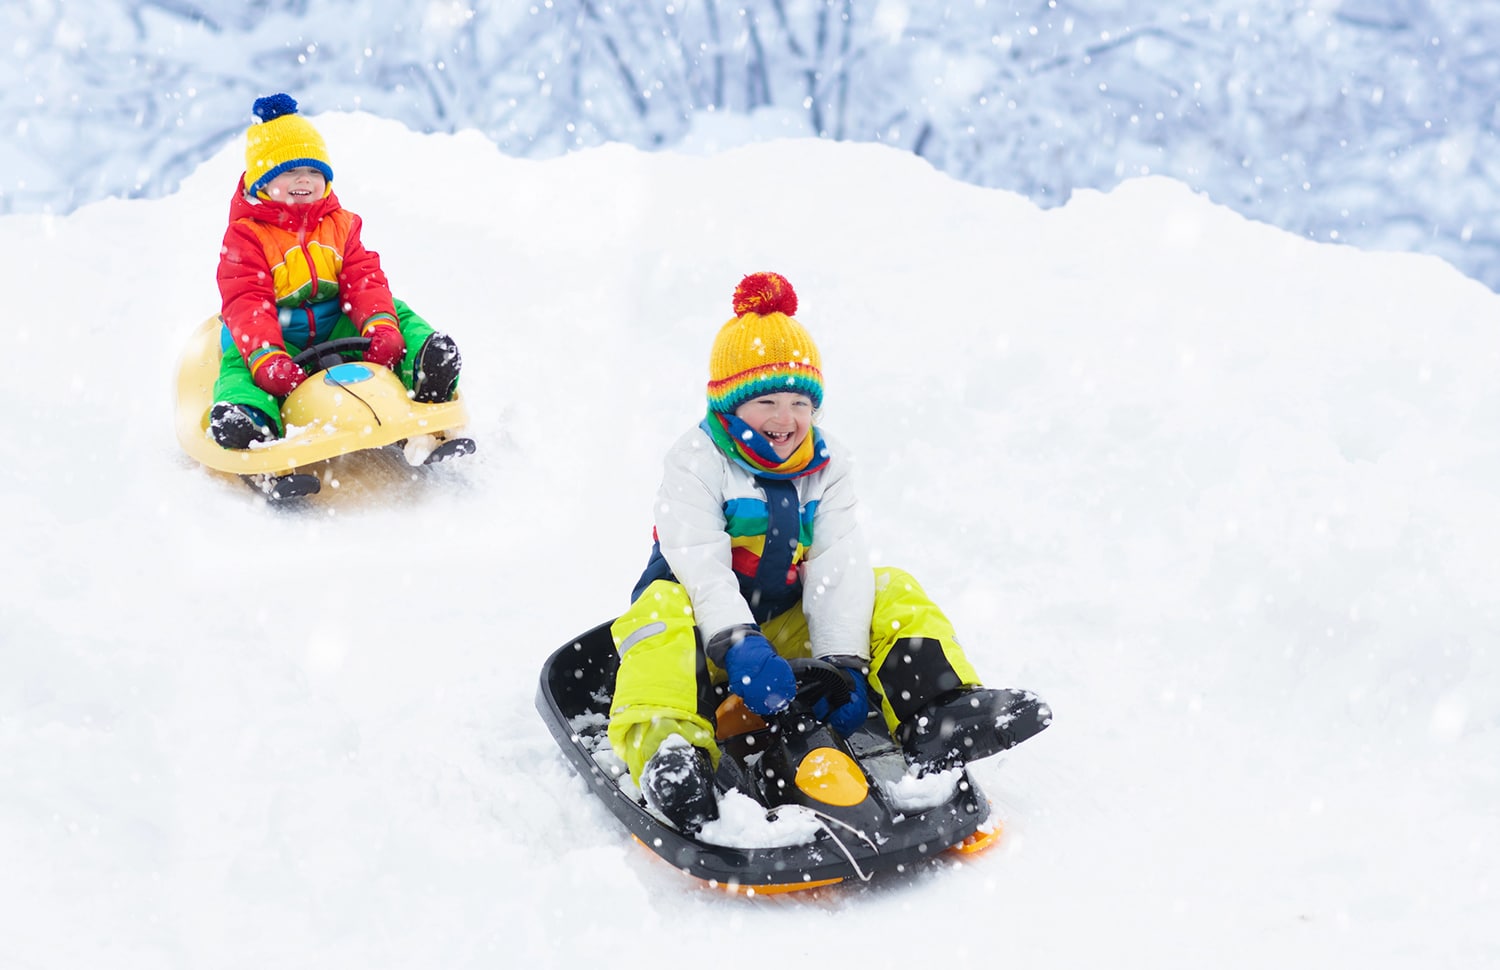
{"left": 707, "top": 272, "right": 824, "bottom": 414}
{"left": 242, "top": 94, "right": 333, "bottom": 196}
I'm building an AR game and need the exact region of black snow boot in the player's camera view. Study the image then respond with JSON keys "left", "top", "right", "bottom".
{"left": 413, "top": 333, "right": 462, "bottom": 403}
{"left": 897, "top": 687, "right": 1052, "bottom": 773}
{"left": 640, "top": 739, "right": 719, "bottom": 835}
{"left": 209, "top": 403, "right": 277, "bottom": 450}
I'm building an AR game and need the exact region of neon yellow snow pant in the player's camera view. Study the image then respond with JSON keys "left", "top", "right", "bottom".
{"left": 606, "top": 566, "right": 983, "bottom": 783}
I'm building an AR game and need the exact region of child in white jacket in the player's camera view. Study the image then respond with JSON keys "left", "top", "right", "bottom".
{"left": 607, "top": 272, "right": 1050, "bottom": 835}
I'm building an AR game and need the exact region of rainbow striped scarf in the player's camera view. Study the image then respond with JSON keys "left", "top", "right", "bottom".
{"left": 701, "top": 410, "right": 830, "bottom": 480}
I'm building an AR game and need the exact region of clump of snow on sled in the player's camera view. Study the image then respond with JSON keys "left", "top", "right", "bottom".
{"left": 697, "top": 791, "right": 824, "bottom": 848}
{"left": 879, "top": 766, "right": 965, "bottom": 813}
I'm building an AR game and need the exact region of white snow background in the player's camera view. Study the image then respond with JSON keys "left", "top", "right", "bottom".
{"left": 2, "top": 111, "right": 1497, "bottom": 969}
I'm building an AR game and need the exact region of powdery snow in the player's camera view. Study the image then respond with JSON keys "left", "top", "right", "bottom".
{"left": 2, "top": 113, "right": 1497, "bottom": 969}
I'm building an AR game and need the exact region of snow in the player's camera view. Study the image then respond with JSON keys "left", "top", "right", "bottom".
{"left": 13, "top": 2, "right": 1500, "bottom": 294}
{"left": 698, "top": 790, "right": 827, "bottom": 850}
{"left": 3, "top": 111, "right": 1498, "bottom": 968}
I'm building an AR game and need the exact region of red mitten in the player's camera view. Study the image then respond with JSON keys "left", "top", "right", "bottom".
{"left": 363, "top": 322, "right": 406, "bottom": 369}
{"left": 252, "top": 351, "right": 308, "bottom": 397}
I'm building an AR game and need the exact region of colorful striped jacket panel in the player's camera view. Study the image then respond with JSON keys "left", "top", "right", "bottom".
{"left": 647, "top": 426, "right": 875, "bottom": 660}
{"left": 216, "top": 181, "right": 397, "bottom": 368}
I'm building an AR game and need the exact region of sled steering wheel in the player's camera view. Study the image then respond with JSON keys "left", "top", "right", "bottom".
{"left": 291, "top": 337, "right": 372, "bottom": 376}
{"left": 786, "top": 658, "right": 854, "bottom": 717}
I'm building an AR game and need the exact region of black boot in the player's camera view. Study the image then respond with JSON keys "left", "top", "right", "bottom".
{"left": 413, "top": 333, "right": 461, "bottom": 403}
{"left": 897, "top": 687, "right": 1052, "bottom": 772}
{"left": 640, "top": 740, "right": 719, "bottom": 835}
{"left": 209, "top": 403, "right": 277, "bottom": 450}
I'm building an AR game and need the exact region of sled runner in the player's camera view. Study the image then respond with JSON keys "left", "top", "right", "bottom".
{"left": 174, "top": 315, "right": 474, "bottom": 499}
{"left": 536, "top": 621, "right": 1049, "bottom": 894}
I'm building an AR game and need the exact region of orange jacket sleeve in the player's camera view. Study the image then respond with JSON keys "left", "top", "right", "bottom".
{"left": 217, "top": 220, "right": 285, "bottom": 361}
{"left": 337, "top": 214, "right": 398, "bottom": 331}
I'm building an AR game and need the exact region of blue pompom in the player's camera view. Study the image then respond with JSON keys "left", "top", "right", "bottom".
{"left": 252, "top": 94, "right": 299, "bottom": 123}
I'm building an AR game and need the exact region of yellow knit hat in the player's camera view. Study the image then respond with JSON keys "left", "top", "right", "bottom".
{"left": 707, "top": 272, "right": 824, "bottom": 413}
{"left": 242, "top": 94, "right": 333, "bottom": 196}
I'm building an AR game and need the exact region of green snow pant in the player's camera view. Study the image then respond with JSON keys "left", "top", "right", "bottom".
{"left": 606, "top": 566, "right": 983, "bottom": 783}
{"left": 211, "top": 298, "right": 439, "bottom": 435}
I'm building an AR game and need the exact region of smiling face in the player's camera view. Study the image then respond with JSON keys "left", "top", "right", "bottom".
{"left": 261, "top": 166, "right": 327, "bottom": 204}
{"left": 733, "top": 392, "right": 815, "bottom": 460}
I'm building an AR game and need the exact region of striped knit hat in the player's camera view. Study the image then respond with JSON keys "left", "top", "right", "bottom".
{"left": 242, "top": 94, "right": 334, "bottom": 197}
{"left": 707, "top": 272, "right": 824, "bottom": 413}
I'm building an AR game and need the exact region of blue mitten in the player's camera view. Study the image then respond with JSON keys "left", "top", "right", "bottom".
{"left": 724, "top": 633, "right": 796, "bottom": 716}
{"left": 812, "top": 659, "right": 871, "bottom": 737}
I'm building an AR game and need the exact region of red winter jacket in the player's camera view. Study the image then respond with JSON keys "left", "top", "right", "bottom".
{"left": 216, "top": 179, "right": 398, "bottom": 369}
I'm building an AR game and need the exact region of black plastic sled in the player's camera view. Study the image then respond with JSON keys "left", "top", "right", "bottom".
{"left": 535, "top": 621, "right": 1048, "bottom": 894}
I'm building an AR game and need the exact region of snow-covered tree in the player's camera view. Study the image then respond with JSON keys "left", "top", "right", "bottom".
{"left": 5, "top": 0, "right": 1499, "bottom": 288}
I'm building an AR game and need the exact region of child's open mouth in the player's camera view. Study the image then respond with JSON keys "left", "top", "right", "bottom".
{"left": 765, "top": 430, "right": 793, "bottom": 445}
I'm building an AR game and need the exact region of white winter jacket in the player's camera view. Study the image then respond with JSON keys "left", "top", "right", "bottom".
{"left": 651, "top": 425, "right": 875, "bottom": 661}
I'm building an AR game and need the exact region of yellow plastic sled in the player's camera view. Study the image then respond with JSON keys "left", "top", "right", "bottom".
{"left": 175, "top": 315, "right": 473, "bottom": 498}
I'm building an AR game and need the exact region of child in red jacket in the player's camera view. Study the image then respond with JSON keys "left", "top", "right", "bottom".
{"left": 210, "top": 94, "right": 461, "bottom": 448}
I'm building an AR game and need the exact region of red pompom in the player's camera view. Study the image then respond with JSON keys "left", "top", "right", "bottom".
{"left": 732, "top": 272, "right": 798, "bottom": 317}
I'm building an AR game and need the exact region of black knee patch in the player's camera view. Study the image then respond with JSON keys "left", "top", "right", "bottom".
{"left": 691, "top": 627, "right": 720, "bottom": 724}
{"left": 877, "top": 637, "right": 965, "bottom": 724}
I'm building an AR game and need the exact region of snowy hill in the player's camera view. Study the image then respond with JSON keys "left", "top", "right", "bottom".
{"left": 3, "top": 113, "right": 1497, "bottom": 969}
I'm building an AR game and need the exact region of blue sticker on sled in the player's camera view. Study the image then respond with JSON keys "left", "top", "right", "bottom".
{"left": 323, "top": 362, "right": 375, "bottom": 385}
